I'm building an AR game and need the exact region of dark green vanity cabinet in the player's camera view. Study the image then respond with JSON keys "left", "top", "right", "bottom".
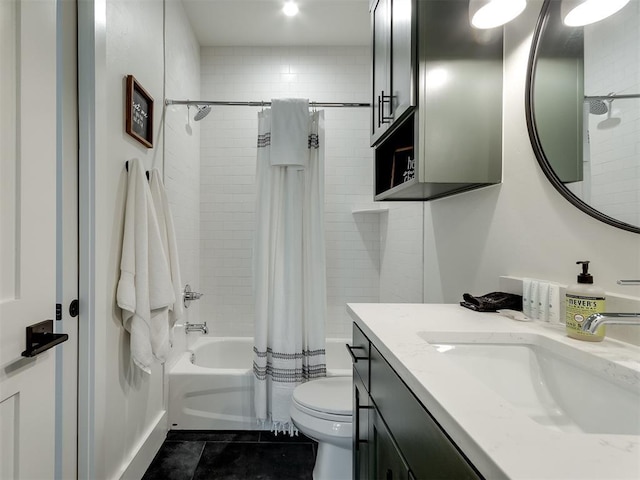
{"left": 350, "top": 323, "right": 483, "bottom": 479}
{"left": 372, "top": 0, "right": 503, "bottom": 201}
{"left": 351, "top": 322, "right": 371, "bottom": 479}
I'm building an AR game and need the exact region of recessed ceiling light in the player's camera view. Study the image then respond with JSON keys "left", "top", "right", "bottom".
{"left": 562, "top": 0, "right": 630, "bottom": 27}
{"left": 283, "top": 1, "right": 299, "bottom": 17}
{"left": 282, "top": 2, "right": 298, "bottom": 16}
{"left": 469, "top": 0, "right": 527, "bottom": 29}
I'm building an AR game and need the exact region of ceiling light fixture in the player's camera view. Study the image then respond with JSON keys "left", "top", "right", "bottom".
{"left": 283, "top": 1, "right": 299, "bottom": 17}
{"left": 561, "top": 0, "right": 630, "bottom": 27}
{"left": 469, "top": 0, "right": 527, "bottom": 29}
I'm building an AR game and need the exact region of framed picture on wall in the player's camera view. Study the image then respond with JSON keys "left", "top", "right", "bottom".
{"left": 125, "top": 75, "right": 154, "bottom": 148}
{"left": 390, "top": 146, "right": 415, "bottom": 189}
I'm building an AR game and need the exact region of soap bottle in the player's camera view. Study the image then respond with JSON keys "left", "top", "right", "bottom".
{"left": 565, "top": 261, "right": 606, "bottom": 342}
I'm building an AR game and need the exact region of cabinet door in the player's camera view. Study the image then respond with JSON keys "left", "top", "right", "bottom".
{"left": 391, "top": 0, "right": 415, "bottom": 122}
{"left": 372, "top": 0, "right": 391, "bottom": 143}
{"left": 370, "top": 407, "right": 412, "bottom": 480}
{"left": 353, "top": 370, "right": 371, "bottom": 480}
{"left": 370, "top": 345, "right": 482, "bottom": 479}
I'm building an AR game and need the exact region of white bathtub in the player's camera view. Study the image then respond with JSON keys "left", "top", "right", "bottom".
{"left": 168, "top": 336, "right": 352, "bottom": 430}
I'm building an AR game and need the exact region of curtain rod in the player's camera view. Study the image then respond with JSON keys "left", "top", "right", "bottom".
{"left": 584, "top": 93, "right": 640, "bottom": 100}
{"left": 165, "top": 99, "right": 370, "bottom": 108}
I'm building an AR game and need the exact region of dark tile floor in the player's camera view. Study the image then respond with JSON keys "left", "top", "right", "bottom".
{"left": 142, "top": 430, "right": 317, "bottom": 480}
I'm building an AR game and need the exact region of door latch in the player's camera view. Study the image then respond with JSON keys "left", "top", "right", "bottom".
{"left": 69, "top": 299, "right": 79, "bottom": 318}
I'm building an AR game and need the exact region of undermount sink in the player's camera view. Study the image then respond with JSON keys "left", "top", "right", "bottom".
{"left": 418, "top": 331, "right": 640, "bottom": 435}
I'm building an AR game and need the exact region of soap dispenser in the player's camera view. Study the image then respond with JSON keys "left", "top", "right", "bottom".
{"left": 565, "top": 261, "right": 606, "bottom": 342}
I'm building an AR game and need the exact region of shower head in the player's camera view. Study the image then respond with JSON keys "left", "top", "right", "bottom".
{"left": 588, "top": 99, "right": 608, "bottom": 115}
{"left": 194, "top": 105, "right": 211, "bottom": 121}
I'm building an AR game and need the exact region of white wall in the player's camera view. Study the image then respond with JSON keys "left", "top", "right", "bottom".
{"left": 88, "top": 0, "right": 199, "bottom": 478}
{"left": 417, "top": 1, "right": 640, "bottom": 311}
{"left": 380, "top": 203, "right": 425, "bottom": 303}
{"left": 198, "top": 46, "right": 377, "bottom": 338}
{"left": 164, "top": 0, "right": 202, "bottom": 362}
{"left": 96, "top": 0, "right": 165, "bottom": 477}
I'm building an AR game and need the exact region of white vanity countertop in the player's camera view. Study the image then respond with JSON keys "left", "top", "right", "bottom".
{"left": 347, "top": 303, "right": 640, "bottom": 480}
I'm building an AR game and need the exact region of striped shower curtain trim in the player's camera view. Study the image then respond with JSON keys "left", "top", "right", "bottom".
{"left": 252, "top": 364, "right": 328, "bottom": 382}
{"left": 257, "top": 133, "right": 319, "bottom": 149}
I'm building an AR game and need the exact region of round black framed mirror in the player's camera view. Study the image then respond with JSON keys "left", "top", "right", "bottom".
{"left": 526, "top": 0, "right": 640, "bottom": 234}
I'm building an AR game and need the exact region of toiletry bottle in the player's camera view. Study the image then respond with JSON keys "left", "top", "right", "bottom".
{"left": 565, "top": 261, "right": 606, "bottom": 342}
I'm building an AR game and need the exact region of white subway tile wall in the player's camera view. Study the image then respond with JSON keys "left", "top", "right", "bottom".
{"left": 584, "top": 1, "right": 640, "bottom": 227}
{"left": 199, "top": 46, "right": 379, "bottom": 337}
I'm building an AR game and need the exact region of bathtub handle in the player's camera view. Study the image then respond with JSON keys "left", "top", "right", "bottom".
{"left": 345, "top": 344, "right": 367, "bottom": 363}
{"left": 183, "top": 284, "right": 203, "bottom": 308}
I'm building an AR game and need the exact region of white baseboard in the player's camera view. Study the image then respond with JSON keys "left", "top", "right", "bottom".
{"left": 117, "top": 410, "right": 168, "bottom": 480}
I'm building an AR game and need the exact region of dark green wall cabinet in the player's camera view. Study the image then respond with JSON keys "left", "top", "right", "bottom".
{"left": 350, "top": 324, "right": 483, "bottom": 479}
{"left": 371, "top": 0, "right": 416, "bottom": 145}
{"left": 371, "top": 0, "right": 503, "bottom": 201}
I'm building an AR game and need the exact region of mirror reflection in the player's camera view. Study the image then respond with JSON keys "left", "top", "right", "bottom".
{"left": 530, "top": 0, "right": 640, "bottom": 232}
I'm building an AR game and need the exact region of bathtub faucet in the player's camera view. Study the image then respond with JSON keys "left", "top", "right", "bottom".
{"left": 185, "top": 321, "right": 208, "bottom": 334}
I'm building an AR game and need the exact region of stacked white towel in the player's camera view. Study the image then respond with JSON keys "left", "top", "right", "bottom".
{"left": 117, "top": 158, "right": 175, "bottom": 373}
{"left": 150, "top": 169, "right": 184, "bottom": 332}
{"left": 270, "top": 98, "right": 310, "bottom": 168}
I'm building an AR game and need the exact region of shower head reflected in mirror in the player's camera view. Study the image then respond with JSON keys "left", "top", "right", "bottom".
{"left": 194, "top": 105, "right": 212, "bottom": 121}
{"left": 588, "top": 99, "right": 608, "bottom": 115}
{"left": 597, "top": 101, "right": 622, "bottom": 129}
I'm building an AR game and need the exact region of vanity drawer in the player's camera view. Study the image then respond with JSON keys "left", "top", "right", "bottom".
{"left": 370, "top": 345, "right": 482, "bottom": 479}
{"left": 349, "top": 323, "right": 371, "bottom": 391}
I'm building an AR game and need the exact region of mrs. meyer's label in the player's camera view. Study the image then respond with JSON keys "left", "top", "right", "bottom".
{"left": 565, "top": 294, "right": 606, "bottom": 339}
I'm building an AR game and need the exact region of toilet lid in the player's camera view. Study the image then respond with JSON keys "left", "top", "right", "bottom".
{"left": 293, "top": 376, "right": 352, "bottom": 416}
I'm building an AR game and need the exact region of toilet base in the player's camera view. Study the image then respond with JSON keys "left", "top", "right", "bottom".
{"left": 313, "top": 441, "right": 352, "bottom": 480}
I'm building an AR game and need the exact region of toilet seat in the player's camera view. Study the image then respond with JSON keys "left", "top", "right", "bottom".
{"left": 292, "top": 376, "right": 352, "bottom": 422}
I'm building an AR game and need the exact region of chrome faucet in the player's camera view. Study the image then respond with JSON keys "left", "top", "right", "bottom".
{"left": 185, "top": 321, "right": 208, "bottom": 334}
{"left": 582, "top": 313, "right": 640, "bottom": 334}
{"left": 183, "top": 284, "right": 203, "bottom": 308}
{"left": 581, "top": 280, "right": 640, "bottom": 333}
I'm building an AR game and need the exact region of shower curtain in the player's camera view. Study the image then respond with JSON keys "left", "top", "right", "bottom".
{"left": 253, "top": 102, "right": 327, "bottom": 433}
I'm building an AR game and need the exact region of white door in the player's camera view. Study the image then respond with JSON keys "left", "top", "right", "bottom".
{"left": 0, "top": 1, "right": 70, "bottom": 479}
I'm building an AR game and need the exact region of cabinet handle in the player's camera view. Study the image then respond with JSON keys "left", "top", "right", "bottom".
{"left": 380, "top": 90, "right": 394, "bottom": 124}
{"left": 354, "top": 389, "right": 372, "bottom": 450}
{"left": 377, "top": 94, "right": 383, "bottom": 128}
{"left": 346, "top": 343, "right": 368, "bottom": 363}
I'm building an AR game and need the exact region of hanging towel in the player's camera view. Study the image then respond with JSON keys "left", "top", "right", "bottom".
{"left": 117, "top": 158, "right": 175, "bottom": 373}
{"left": 149, "top": 169, "right": 184, "bottom": 334}
{"left": 270, "top": 98, "right": 310, "bottom": 168}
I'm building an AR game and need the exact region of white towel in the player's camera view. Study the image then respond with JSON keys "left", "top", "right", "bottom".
{"left": 116, "top": 158, "right": 175, "bottom": 373}
{"left": 270, "top": 98, "right": 309, "bottom": 168}
{"left": 149, "top": 169, "right": 184, "bottom": 332}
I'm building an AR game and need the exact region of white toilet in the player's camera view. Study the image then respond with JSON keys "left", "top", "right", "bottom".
{"left": 290, "top": 376, "right": 353, "bottom": 480}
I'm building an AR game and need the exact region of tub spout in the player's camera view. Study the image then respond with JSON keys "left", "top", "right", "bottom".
{"left": 581, "top": 313, "right": 640, "bottom": 334}
{"left": 185, "top": 321, "right": 208, "bottom": 334}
